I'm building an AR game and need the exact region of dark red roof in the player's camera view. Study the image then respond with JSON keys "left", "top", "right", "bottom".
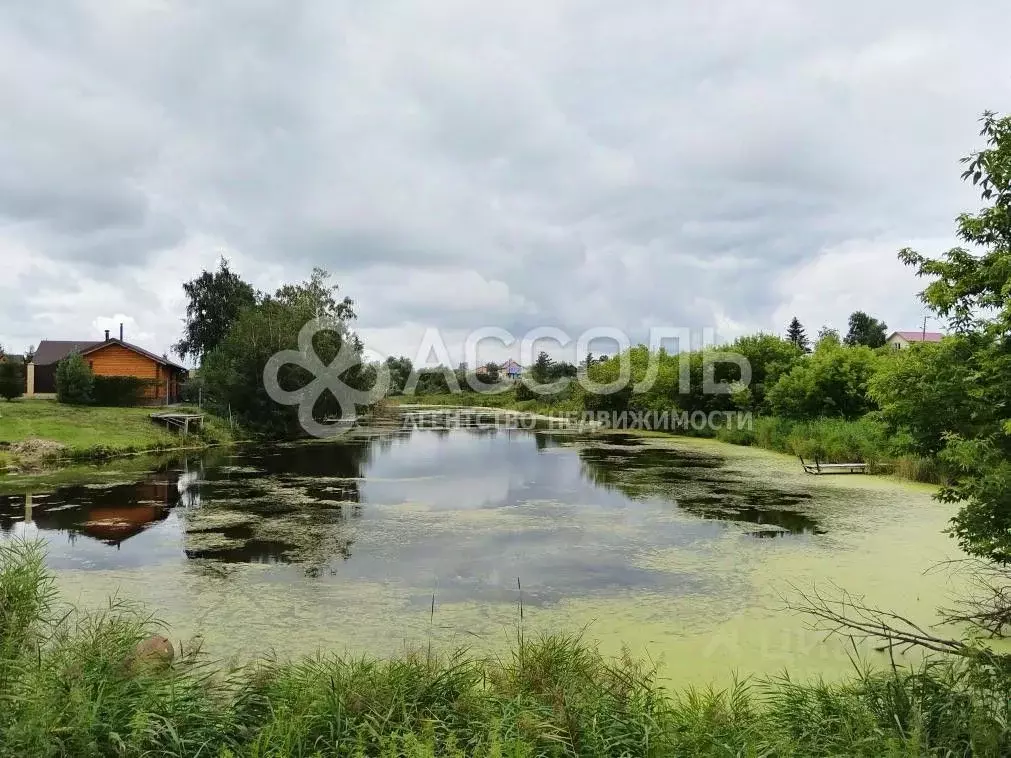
{"left": 32, "top": 340, "right": 101, "bottom": 365}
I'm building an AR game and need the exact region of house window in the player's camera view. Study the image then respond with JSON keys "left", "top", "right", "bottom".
{"left": 88, "top": 360, "right": 94, "bottom": 368}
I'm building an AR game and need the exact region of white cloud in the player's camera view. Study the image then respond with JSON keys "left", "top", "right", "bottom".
{"left": 0, "top": 0, "right": 1006, "bottom": 360}
{"left": 772, "top": 238, "right": 948, "bottom": 338}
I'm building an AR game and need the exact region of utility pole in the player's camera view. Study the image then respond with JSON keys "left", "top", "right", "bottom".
{"left": 922, "top": 315, "right": 928, "bottom": 341}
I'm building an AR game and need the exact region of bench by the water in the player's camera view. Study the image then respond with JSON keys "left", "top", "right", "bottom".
{"left": 799, "top": 456, "right": 868, "bottom": 475}
{"left": 151, "top": 411, "right": 204, "bottom": 436}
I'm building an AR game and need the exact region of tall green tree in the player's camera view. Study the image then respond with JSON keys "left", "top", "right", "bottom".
{"left": 201, "top": 269, "right": 371, "bottom": 438}
{"left": 899, "top": 111, "right": 1011, "bottom": 563}
{"left": 271, "top": 267, "right": 355, "bottom": 322}
{"left": 531, "top": 351, "right": 554, "bottom": 385}
{"left": 765, "top": 339, "right": 881, "bottom": 420}
{"left": 731, "top": 334, "right": 804, "bottom": 411}
{"left": 175, "top": 258, "right": 257, "bottom": 363}
{"left": 785, "top": 317, "right": 809, "bottom": 352}
{"left": 869, "top": 338, "right": 980, "bottom": 456}
{"left": 844, "top": 311, "right": 888, "bottom": 348}
{"left": 383, "top": 356, "right": 414, "bottom": 396}
{"left": 551, "top": 361, "right": 578, "bottom": 380}
{"left": 816, "top": 326, "right": 840, "bottom": 346}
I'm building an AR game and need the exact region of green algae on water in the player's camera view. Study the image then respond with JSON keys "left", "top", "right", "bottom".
{"left": 7, "top": 424, "right": 968, "bottom": 687}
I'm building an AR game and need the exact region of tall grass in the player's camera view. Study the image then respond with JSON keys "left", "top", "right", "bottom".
{"left": 0, "top": 539, "right": 55, "bottom": 689}
{"left": 3, "top": 538, "right": 1009, "bottom": 756}
{"left": 716, "top": 417, "right": 950, "bottom": 482}
{"left": 724, "top": 416, "right": 892, "bottom": 465}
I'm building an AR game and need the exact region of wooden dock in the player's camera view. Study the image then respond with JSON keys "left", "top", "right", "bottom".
{"left": 799, "top": 456, "right": 868, "bottom": 475}
{"left": 151, "top": 411, "right": 205, "bottom": 437}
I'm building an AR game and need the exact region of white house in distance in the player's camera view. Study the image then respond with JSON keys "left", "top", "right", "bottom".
{"left": 474, "top": 359, "right": 523, "bottom": 380}
{"left": 500, "top": 359, "right": 522, "bottom": 379}
{"left": 885, "top": 330, "right": 944, "bottom": 350}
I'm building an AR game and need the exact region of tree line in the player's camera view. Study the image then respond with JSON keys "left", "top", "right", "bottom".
{"left": 785, "top": 311, "right": 888, "bottom": 352}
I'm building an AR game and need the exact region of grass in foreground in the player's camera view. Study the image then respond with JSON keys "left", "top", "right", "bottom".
{"left": 2, "top": 539, "right": 1009, "bottom": 757}
{"left": 0, "top": 399, "right": 233, "bottom": 469}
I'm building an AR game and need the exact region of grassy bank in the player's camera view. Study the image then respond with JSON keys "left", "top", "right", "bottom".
{"left": 1, "top": 538, "right": 1008, "bottom": 757}
{"left": 0, "top": 398, "right": 234, "bottom": 471}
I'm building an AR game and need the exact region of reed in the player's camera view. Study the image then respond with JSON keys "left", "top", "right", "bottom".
{"left": 2, "top": 538, "right": 1009, "bottom": 757}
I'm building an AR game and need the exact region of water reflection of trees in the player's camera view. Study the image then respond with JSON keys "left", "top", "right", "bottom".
{"left": 181, "top": 437, "right": 381, "bottom": 570}
{"left": 534, "top": 432, "right": 571, "bottom": 451}
{"left": 577, "top": 442, "right": 822, "bottom": 536}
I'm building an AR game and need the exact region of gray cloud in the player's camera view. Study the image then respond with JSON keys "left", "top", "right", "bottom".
{"left": 1, "top": 0, "right": 1008, "bottom": 361}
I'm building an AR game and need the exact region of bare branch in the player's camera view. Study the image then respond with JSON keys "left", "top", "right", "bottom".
{"left": 784, "top": 582, "right": 973, "bottom": 659}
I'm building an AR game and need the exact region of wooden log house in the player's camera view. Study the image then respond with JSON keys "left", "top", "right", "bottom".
{"left": 27, "top": 325, "right": 188, "bottom": 405}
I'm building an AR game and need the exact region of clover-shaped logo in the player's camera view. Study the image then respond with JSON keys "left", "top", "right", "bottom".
{"left": 262, "top": 318, "right": 389, "bottom": 438}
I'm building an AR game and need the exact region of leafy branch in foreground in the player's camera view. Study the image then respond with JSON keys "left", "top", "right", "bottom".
{"left": 899, "top": 110, "right": 1011, "bottom": 565}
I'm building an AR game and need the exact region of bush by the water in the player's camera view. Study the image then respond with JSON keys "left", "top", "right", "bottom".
{"left": 55, "top": 353, "right": 94, "bottom": 405}
{"left": 718, "top": 416, "right": 894, "bottom": 466}
{"left": 179, "top": 375, "right": 204, "bottom": 404}
{"left": 3, "top": 538, "right": 1011, "bottom": 757}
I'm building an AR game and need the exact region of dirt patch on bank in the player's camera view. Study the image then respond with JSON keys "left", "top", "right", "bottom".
{"left": 1, "top": 438, "right": 69, "bottom": 471}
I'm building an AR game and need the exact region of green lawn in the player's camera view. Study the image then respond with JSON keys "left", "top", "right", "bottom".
{"left": 0, "top": 399, "right": 233, "bottom": 469}
{"left": 0, "top": 399, "right": 176, "bottom": 450}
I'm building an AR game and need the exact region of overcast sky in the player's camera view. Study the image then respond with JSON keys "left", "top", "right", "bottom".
{"left": 1, "top": 1, "right": 1008, "bottom": 365}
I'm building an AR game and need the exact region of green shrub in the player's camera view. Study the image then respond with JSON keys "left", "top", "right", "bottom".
{"left": 766, "top": 340, "right": 882, "bottom": 420}
{"left": 55, "top": 354, "right": 94, "bottom": 405}
{"left": 720, "top": 416, "right": 891, "bottom": 464}
{"left": 514, "top": 381, "right": 536, "bottom": 401}
{"left": 0, "top": 360, "right": 24, "bottom": 401}
{"left": 179, "top": 375, "right": 204, "bottom": 404}
{"left": 91, "top": 375, "right": 156, "bottom": 406}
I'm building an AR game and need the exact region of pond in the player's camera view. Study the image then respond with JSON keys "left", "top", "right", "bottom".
{"left": 0, "top": 409, "right": 966, "bottom": 685}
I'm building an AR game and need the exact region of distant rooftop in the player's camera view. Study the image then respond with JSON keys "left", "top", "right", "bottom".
{"left": 889, "top": 331, "right": 944, "bottom": 343}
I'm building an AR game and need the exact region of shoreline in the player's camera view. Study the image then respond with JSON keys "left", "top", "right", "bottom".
{"left": 388, "top": 395, "right": 945, "bottom": 484}
{"left": 0, "top": 397, "right": 240, "bottom": 481}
